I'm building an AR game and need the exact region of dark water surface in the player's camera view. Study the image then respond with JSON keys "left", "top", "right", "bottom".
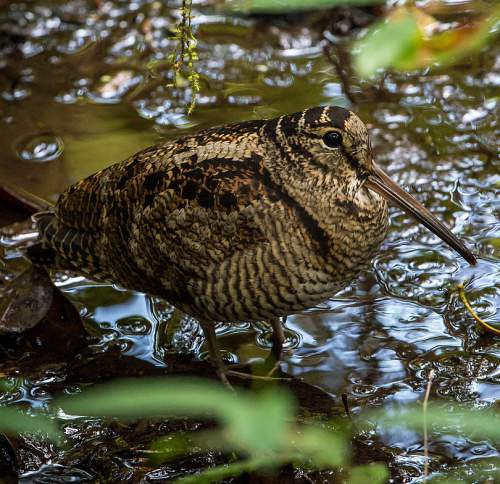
{"left": 0, "top": 0, "right": 498, "bottom": 482}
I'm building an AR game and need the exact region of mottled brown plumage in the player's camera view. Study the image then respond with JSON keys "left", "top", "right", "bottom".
{"left": 27, "top": 105, "right": 475, "bottom": 382}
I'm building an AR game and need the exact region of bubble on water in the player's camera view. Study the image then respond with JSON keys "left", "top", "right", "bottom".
{"left": 14, "top": 132, "right": 63, "bottom": 162}
{"left": 1, "top": 86, "right": 31, "bottom": 102}
{"left": 116, "top": 316, "right": 151, "bottom": 335}
{"left": 255, "top": 323, "right": 301, "bottom": 350}
{"left": 20, "top": 40, "right": 44, "bottom": 58}
{"left": 227, "top": 94, "right": 261, "bottom": 105}
{"left": 57, "top": 28, "right": 95, "bottom": 55}
{"left": 351, "top": 383, "right": 377, "bottom": 396}
{"left": 199, "top": 349, "right": 238, "bottom": 364}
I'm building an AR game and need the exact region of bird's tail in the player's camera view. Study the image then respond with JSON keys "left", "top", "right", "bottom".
{"left": 0, "top": 183, "right": 57, "bottom": 266}
{"left": 0, "top": 186, "right": 60, "bottom": 335}
{"left": 26, "top": 212, "right": 59, "bottom": 268}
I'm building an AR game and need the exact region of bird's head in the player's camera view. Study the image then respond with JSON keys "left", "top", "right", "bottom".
{"left": 263, "top": 105, "right": 476, "bottom": 265}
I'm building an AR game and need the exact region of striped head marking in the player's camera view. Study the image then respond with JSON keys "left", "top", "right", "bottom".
{"left": 265, "top": 106, "right": 374, "bottom": 179}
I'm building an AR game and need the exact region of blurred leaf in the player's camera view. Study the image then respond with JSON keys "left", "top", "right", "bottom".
{"left": 426, "top": 6, "right": 500, "bottom": 66}
{"left": 349, "top": 463, "right": 389, "bottom": 484}
{"left": 58, "top": 378, "right": 240, "bottom": 419}
{"left": 226, "top": 388, "right": 293, "bottom": 454}
{"left": 428, "top": 480, "right": 463, "bottom": 484}
{"left": 373, "top": 406, "right": 500, "bottom": 441}
{"left": 59, "top": 378, "right": 295, "bottom": 457}
{"left": 354, "top": 5, "right": 500, "bottom": 77}
{"left": 224, "top": 0, "right": 381, "bottom": 14}
{"left": 150, "top": 433, "right": 191, "bottom": 465}
{"left": 293, "top": 426, "right": 348, "bottom": 467}
{"left": 0, "top": 406, "right": 61, "bottom": 442}
{"left": 353, "top": 9, "right": 421, "bottom": 77}
{"left": 177, "top": 456, "right": 273, "bottom": 484}
{"left": 426, "top": 460, "right": 500, "bottom": 483}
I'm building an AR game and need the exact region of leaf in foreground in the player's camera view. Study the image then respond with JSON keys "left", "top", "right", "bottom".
{"left": 224, "top": 0, "right": 379, "bottom": 15}
{"left": 353, "top": 9, "right": 420, "bottom": 77}
{"left": 373, "top": 406, "right": 500, "bottom": 441}
{"left": 0, "top": 406, "right": 61, "bottom": 442}
{"left": 353, "top": 5, "right": 500, "bottom": 77}
{"left": 349, "top": 463, "right": 389, "bottom": 484}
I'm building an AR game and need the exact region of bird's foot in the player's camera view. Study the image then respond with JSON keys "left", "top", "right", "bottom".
{"left": 263, "top": 345, "right": 284, "bottom": 377}
{"left": 225, "top": 369, "right": 291, "bottom": 382}
{"left": 213, "top": 361, "right": 291, "bottom": 390}
{"left": 265, "top": 359, "right": 281, "bottom": 377}
{"left": 215, "top": 365, "right": 234, "bottom": 390}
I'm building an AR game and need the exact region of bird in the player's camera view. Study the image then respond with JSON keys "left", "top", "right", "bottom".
{"left": 26, "top": 105, "right": 476, "bottom": 384}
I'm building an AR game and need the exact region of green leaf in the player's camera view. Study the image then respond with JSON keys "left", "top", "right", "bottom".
{"left": 353, "top": 13, "right": 421, "bottom": 77}
{"left": 57, "top": 377, "right": 240, "bottom": 420}
{"left": 59, "top": 378, "right": 295, "bottom": 457}
{"left": 349, "top": 463, "right": 389, "bottom": 484}
{"left": 224, "top": 0, "right": 381, "bottom": 14}
{"left": 150, "top": 433, "right": 191, "bottom": 465}
{"left": 176, "top": 456, "right": 275, "bottom": 484}
{"left": 429, "top": 6, "right": 500, "bottom": 68}
{"left": 226, "top": 388, "right": 294, "bottom": 454}
{"left": 294, "top": 426, "right": 348, "bottom": 467}
{"left": 0, "top": 406, "right": 61, "bottom": 442}
{"left": 373, "top": 406, "right": 500, "bottom": 441}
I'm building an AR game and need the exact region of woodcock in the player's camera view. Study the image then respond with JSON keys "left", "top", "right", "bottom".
{"left": 27, "top": 106, "right": 476, "bottom": 382}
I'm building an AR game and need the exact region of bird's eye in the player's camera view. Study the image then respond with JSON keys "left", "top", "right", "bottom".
{"left": 322, "top": 131, "right": 342, "bottom": 149}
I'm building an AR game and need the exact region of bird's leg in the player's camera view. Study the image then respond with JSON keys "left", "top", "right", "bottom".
{"left": 264, "top": 316, "right": 286, "bottom": 376}
{"left": 199, "top": 319, "right": 233, "bottom": 389}
{"left": 199, "top": 319, "right": 291, "bottom": 386}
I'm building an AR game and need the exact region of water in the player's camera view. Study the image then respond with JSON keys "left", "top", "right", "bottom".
{"left": 0, "top": 0, "right": 498, "bottom": 481}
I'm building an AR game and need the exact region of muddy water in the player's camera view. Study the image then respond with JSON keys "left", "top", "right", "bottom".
{"left": 0, "top": 0, "right": 498, "bottom": 482}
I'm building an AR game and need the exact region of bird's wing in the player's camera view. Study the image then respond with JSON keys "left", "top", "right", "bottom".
{"left": 31, "top": 129, "right": 291, "bottom": 294}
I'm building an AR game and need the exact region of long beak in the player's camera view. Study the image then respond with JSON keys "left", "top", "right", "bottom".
{"left": 365, "top": 163, "right": 476, "bottom": 265}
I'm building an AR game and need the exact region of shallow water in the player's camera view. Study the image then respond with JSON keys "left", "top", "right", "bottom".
{"left": 0, "top": 0, "right": 498, "bottom": 481}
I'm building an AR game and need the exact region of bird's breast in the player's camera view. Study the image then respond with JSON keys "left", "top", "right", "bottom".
{"left": 321, "top": 187, "right": 389, "bottom": 277}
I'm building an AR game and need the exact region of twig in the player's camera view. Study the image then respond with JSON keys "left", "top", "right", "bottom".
{"left": 341, "top": 393, "right": 360, "bottom": 434}
{"left": 341, "top": 393, "right": 351, "bottom": 419}
{"left": 423, "top": 369, "right": 435, "bottom": 482}
{"left": 168, "top": 0, "right": 200, "bottom": 115}
{"left": 323, "top": 44, "right": 357, "bottom": 105}
{"left": 457, "top": 283, "right": 500, "bottom": 336}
